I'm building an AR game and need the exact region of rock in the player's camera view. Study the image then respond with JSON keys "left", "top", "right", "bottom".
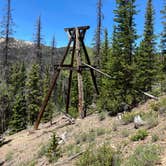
{"left": 117, "top": 113, "right": 122, "bottom": 120}
{"left": 134, "top": 115, "right": 145, "bottom": 129}
{"left": 58, "top": 131, "right": 67, "bottom": 144}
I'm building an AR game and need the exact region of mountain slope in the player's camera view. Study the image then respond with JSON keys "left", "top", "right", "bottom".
{"left": 0, "top": 97, "right": 166, "bottom": 166}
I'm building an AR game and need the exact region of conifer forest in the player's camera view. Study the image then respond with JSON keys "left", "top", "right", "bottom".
{"left": 0, "top": 0, "right": 166, "bottom": 165}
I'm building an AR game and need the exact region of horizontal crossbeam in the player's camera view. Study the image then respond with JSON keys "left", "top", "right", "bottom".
{"left": 64, "top": 26, "right": 90, "bottom": 32}
{"left": 54, "top": 65, "right": 95, "bottom": 71}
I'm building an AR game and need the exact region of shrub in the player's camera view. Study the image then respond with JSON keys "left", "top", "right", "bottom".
{"left": 151, "top": 102, "right": 160, "bottom": 112}
{"left": 76, "top": 144, "right": 121, "bottom": 166}
{"left": 131, "top": 129, "right": 148, "bottom": 141}
{"left": 146, "top": 116, "right": 158, "bottom": 129}
{"left": 112, "top": 121, "right": 118, "bottom": 131}
{"left": 75, "top": 132, "right": 96, "bottom": 144}
{"left": 65, "top": 144, "right": 81, "bottom": 157}
{"left": 121, "top": 129, "right": 129, "bottom": 138}
{"left": 151, "top": 97, "right": 166, "bottom": 114}
{"left": 122, "top": 112, "right": 138, "bottom": 125}
{"left": 125, "top": 144, "right": 161, "bottom": 166}
{"left": 151, "top": 134, "right": 159, "bottom": 142}
{"left": 142, "top": 111, "right": 159, "bottom": 129}
{"left": 96, "top": 128, "right": 106, "bottom": 136}
{"left": 98, "top": 112, "right": 106, "bottom": 121}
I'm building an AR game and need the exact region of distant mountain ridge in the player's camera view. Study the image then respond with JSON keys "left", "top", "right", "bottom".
{"left": 0, "top": 37, "right": 66, "bottom": 66}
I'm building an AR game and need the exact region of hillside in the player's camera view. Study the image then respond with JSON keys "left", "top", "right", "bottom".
{"left": 1, "top": 97, "right": 166, "bottom": 166}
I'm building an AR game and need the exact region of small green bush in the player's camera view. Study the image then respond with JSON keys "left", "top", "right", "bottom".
{"left": 75, "top": 132, "right": 96, "bottom": 144}
{"left": 96, "top": 128, "right": 106, "bottom": 136}
{"left": 125, "top": 144, "right": 161, "bottom": 166}
{"left": 112, "top": 121, "right": 118, "bottom": 131}
{"left": 151, "top": 134, "right": 159, "bottom": 142}
{"left": 122, "top": 112, "right": 137, "bottom": 125}
{"left": 131, "top": 129, "right": 148, "bottom": 141}
{"left": 98, "top": 112, "right": 106, "bottom": 121}
{"left": 146, "top": 116, "right": 158, "bottom": 129}
{"left": 142, "top": 111, "right": 159, "bottom": 129}
{"left": 151, "top": 97, "right": 166, "bottom": 114}
{"left": 121, "top": 129, "right": 129, "bottom": 138}
{"left": 151, "top": 102, "right": 160, "bottom": 112}
{"left": 76, "top": 144, "right": 121, "bottom": 166}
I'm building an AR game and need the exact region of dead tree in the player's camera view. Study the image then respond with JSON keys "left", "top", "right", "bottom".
{"left": 51, "top": 35, "right": 56, "bottom": 72}
{"left": 34, "top": 16, "right": 43, "bottom": 74}
{"left": 1, "top": 0, "right": 15, "bottom": 82}
{"left": 94, "top": 0, "right": 103, "bottom": 70}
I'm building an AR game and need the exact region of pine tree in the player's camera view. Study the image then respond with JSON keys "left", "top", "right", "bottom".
{"left": 9, "top": 62, "right": 26, "bottom": 96}
{"left": 26, "top": 64, "right": 42, "bottom": 125}
{"left": 0, "top": 0, "right": 15, "bottom": 82}
{"left": 97, "top": 28, "right": 112, "bottom": 112}
{"left": 107, "top": 0, "right": 138, "bottom": 114}
{"left": 161, "top": 0, "right": 166, "bottom": 71}
{"left": 101, "top": 29, "right": 110, "bottom": 72}
{"left": 0, "top": 82, "right": 10, "bottom": 134}
{"left": 9, "top": 63, "right": 27, "bottom": 133}
{"left": 9, "top": 93, "right": 27, "bottom": 134}
{"left": 136, "top": 0, "right": 156, "bottom": 92}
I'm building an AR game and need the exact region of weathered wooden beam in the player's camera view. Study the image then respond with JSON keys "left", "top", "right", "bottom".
{"left": 55, "top": 66, "right": 91, "bottom": 71}
{"left": 81, "top": 40, "right": 99, "bottom": 95}
{"left": 64, "top": 26, "right": 90, "bottom": 32}
{"left": 34, "top": 38, "right": 73, "bottom": 130}
{"left": 66, "top": 40, "right": 76, "bottom": 114}
{"left": 76, "top": 28, "right": 85, "bottom": 118}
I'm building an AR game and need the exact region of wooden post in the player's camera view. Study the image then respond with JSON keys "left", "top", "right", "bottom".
{"left": 66, "top": 40, "right": 76, "bottom": 114}
{"left": 76, "top": 28, "right": 85, "bottom": 118}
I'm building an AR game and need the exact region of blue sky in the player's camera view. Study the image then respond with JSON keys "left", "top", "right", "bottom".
{"left": 0, "top": 0, "right": 164, "bottom": 47}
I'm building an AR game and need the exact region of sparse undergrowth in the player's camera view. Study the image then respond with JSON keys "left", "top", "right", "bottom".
{"left": 151, "top": 97, "right": 166, "bottom": 114}
{"left": 124, "top": 144, "right": 161, "bottom": 166}
{"left": 5, "top": 151, "right": 14, "bottom": 162}
{"left": 76, "top": 144, "right": 121, "bottom": 166}
{"left": 75, "top": 128, "right": 108, "bottom": 144}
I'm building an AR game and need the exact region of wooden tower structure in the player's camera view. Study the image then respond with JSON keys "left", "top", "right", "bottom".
{"left": 34, "top": 26, "right": 99, "bottom": 130}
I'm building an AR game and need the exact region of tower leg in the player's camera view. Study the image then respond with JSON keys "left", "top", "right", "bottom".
{"left": 66, "top": 41, "right": 76, "bottom": 114}
{"left": 76, "top": 28, "right": 85, "bottom": 118}
{"left": 34, "top": 38, "right": 73, "bottom": 130}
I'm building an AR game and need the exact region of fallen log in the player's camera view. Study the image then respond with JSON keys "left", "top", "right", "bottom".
{"left": 54, "top": 151, "right": 85, "bottom": 166}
